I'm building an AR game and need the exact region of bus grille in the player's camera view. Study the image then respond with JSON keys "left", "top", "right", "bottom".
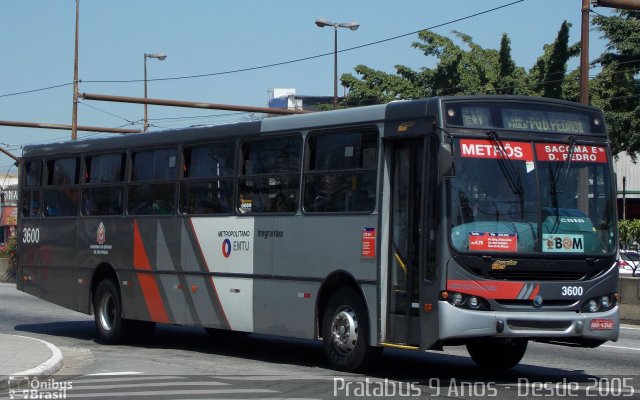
{"left": 489, "top": 270, "right": 585, "bottom": 281}
{"left": 507, "top": 319, "right": 572, "bottom": 331}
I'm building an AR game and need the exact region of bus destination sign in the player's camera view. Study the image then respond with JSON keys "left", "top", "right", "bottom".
{"left": 502, "top": 109, "right": 590, "bottom": 134}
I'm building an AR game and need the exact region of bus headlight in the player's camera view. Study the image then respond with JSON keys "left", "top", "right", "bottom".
{"left": 452, "top": 292, "right": 465, "bottom": 306}
{"left": 468, "top": 296, "right": 480, "bottom": 309}
{"left": 442, "top": 291, "right": 489, "bottom": 311}
{"left": 581, "top": 293, "right": 616, "bottom": 313}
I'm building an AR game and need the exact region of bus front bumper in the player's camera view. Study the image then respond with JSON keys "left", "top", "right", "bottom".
{"left": 438, "top": 301, "right": 620, "bottom": 343}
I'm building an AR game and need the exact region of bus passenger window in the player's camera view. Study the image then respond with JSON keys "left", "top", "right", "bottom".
{"left": 237, "top": 136, "right": 301, "bottom": 214}
{"left": 22, "top": 161, "right": 42, "bottom": 218}
{"left": 81, "top": 153, "right": 125, "bottom": 216}
{"left": 179, "top": 143, "right": 235, "bottom": 215}
{"left": 128, "top": 148, "right": 177, "bottom": 216}
{"left": 304, "top": 129, "right": 378, "bottom": 213}
{"left": 43, "top": 158, "right": 79, "bottom": 217}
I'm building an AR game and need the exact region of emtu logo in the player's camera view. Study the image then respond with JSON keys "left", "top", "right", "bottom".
{"left": 222, "top": 238, "right": 232, "bottom": 258}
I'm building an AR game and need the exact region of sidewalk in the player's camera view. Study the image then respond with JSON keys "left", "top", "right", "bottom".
{"left": 0, "top": 333, "right": 63, "bottom": 389}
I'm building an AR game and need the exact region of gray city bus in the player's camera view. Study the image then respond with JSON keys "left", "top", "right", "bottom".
{"left": 17, "top": 95, "right": 619, "bottom": 371}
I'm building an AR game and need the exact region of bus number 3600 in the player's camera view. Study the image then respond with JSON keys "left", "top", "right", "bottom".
{"left": 561, "top": 286, "right": 583, "bottom": 296}
{"left": 22, "top": 227, "right": 40, "bottom": 244}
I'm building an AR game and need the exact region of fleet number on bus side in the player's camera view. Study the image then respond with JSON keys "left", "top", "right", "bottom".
{"left": 22, "top": 227, "right": 40, "bottom": 244}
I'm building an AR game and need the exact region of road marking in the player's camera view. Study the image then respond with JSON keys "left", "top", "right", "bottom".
{"left": 600, "top": 344, "right": 640, "bottom": 352}
{"left": 70, "top": 381, "right": 229, "bottom": 391}
{"left": 86, "top": 372, "right": 143, "bottom": 376}
{"left": 74, "top": 376, "right": 186, "bottom": 384}
{"left": 620, "top": 325, "right": 640, "bottom": 331}
{"left": 64, "top": 388, "right": 277, "bottom": 398}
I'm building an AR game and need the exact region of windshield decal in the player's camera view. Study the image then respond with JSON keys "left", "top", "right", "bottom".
{"left": 543, "top": 234, "right": 585, "bottom": 253}
{"left": 469, "top": 232, "right": 517, "bottom": 252}
{"left": 535, "top": 143, "right": 607, "bottom": 163}
{"left": 460, "top": 139, "right": 533, "bottom": 161}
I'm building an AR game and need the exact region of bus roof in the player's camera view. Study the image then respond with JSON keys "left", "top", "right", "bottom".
{"left": 21, "top": 96, "right": 603, "bottom": 159}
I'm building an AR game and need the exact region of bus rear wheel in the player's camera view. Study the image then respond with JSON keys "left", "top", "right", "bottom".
{"left": 93, "top": 279, "right": 130, "bottom": 344}
{"left": 322, "top": 288, "right": 378, "bottom": 372}
{"left": 466, "top": 338, "right": 528, "bottom": 369}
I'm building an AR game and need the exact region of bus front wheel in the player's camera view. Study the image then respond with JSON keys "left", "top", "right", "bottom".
{"left": 466, "top": 338, "right": 527, "bottom": 369}
{"left": 93, "top": 279, "right": 130, "bottom": 344}
{"left": 322, "top": 288, "right": 378, "bottom": 372}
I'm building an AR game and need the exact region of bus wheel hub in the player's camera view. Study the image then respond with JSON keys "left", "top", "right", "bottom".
{"left": 331, "top": 307, "right": 358, "bottom": 353}
{"left": 99, "top": 293, "right": 115, "bottom": 332}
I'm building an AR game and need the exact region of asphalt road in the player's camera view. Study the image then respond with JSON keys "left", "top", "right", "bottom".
{"left": 1, "top": 282, "right": 639, "bottom": 399}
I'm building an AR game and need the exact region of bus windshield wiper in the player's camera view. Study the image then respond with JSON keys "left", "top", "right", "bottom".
{"left": 548, "top": 136, "right": 576, "bottom": 233}
{"left": 486, "top": 130, "right": 524, "bottom": 196}
{"left": 552, "top": 136, "right": 576, "bottom": 193}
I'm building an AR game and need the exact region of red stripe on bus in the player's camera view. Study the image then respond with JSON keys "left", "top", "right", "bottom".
{"left": 447, "top": 280, "right": 525, "bottom": 300}
{"left": 133, "top": 221, "right": 151, "bottom": 270}
{"left": 133, "top": 221, "right": 170, "bottom": 323}
{"left": 528, "top": 284, "right": 541, "bottom": 300}
{"left": 187, "top": 218, "right": 231, "bottom": 330}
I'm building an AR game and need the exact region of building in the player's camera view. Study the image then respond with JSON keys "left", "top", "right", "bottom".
{"left": 267, "top": 88, "right": 335, "bottom": 112}
{"left": 0, "top": 174, "right": 18, "bottom": 248}
{"left": 614, "top": 152, "right": 640, "bottom": 220}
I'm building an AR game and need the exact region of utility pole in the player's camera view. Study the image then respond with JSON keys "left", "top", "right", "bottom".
{"left": 71, "top": 0, "right": 80, "bottom": 141}
{"left": 580, "top": 0, "right": 640, "bottom": 105}
{"left": 580, "top": 0, "right": 590, "bottom": 105}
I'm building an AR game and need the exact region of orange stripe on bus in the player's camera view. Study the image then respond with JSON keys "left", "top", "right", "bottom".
{"left": 133, "top": 221, "right": 151, "bottom": 270}
{"left": 528, "top": 284, "right": 541, "bottom": 300}
{"left": 136, "top": 272, "right": 169, "bottom": 323}
{"left": 133, "top": 221, "right": 170, "bottom": 323}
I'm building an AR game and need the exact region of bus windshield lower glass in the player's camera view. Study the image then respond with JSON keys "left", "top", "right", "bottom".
{"left": 449, "top": 138, "right": 615, "bottom": 255}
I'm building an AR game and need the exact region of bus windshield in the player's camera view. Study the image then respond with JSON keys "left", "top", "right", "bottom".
{"left": 449, "top": 138, "right": 616, "bottom": 255}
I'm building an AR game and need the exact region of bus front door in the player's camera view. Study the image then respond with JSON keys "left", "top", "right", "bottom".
{"left": 386, "top": 136, "right": 439, "bottom": 349}
{"left": 386, "top": 139, "right": 423, "bottom": 346}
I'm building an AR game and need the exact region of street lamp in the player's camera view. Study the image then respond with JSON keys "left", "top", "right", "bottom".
{"left": 315, "top": 18, "right": 359, "bottom": 109}
{"left": 143, "top": 52, "right": 167, "bottom": 132}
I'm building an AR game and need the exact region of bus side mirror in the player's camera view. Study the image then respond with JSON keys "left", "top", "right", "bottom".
{"left": 440, "top": 143, "right": 455, "bottom": 177}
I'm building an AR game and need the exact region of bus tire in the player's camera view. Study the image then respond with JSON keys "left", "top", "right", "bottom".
{"left": 93, "top": 279, "right": 130, "bottom": 344}
{"left": 466, "top": 338, "right": 527, "bottom": 369}
{"left": 322, "top": 288, "right": 378, "bottom": 372}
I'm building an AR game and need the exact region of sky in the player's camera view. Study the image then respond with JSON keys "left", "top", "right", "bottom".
{"left": 0, "top": 0, "right": 615, "bottom": 178}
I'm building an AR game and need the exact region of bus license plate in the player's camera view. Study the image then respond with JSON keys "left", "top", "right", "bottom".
{"left": 590, "top": 318, "right": 614, "bottom": 330}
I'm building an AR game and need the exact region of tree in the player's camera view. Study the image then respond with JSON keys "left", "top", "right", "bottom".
{"left": 0, "top": 235, "right": 16, "bottom": 283}
{"left": 619, "top": 218, "right": 640, "bottom": 249}
{"left": 590, "top": 10, "right": 640, "bottom": 159}
{"left": 527, "top": 22, "right": 581, "bottom": 100}
{"left": 496, "top": 34, "right": 527, "bottom": 95}
{"left": 341, "top": 23, "right": 572, "bottom": 107}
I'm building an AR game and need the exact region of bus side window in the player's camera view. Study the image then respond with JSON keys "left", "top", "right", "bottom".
{"left": 43, "top": 158, "right": 80, "bottom": 217}
{"left": 22, "top": 161, "right": 42, "bottom": 218}
{"left": 128, "top": 148, "right": 177, "bottom": 216}
{"left": 237, "top": 136, "right": 301, "bottom": 214}
{"left": 303, "top": 129, "right": 378, "bottom": 213}
{"left": 81, "top": 153, "right": 125, "bottom": 216}
{"left": 179, "top": 143, "right": 235, "bottom": 215}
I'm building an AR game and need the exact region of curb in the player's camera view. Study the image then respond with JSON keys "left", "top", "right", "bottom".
{"left": 0, "top": 335, "right": 64, "bottom": 390}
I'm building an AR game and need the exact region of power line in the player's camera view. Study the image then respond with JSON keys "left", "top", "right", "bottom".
{"left": 78, "top": 101, "right": 135, "bottom": 124}
{"left": 81, "top": 0, "right": 525, "bottom": 84}
{"left": 0, "top": 82, "right": 73, "bottom": 99}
